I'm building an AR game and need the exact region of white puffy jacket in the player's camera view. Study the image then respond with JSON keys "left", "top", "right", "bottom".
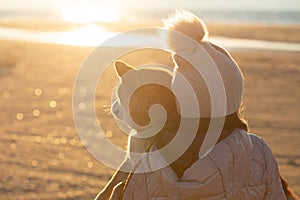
{"left": 123, "top": 129, "right": 286, "bottom": 200}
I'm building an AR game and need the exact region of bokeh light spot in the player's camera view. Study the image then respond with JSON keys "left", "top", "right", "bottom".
{"left": 60, "top": 137, "right": 67, "bottom": 144}
{"left": 32, "top": 109, "right": 40, "bottom": 117}
{"left": 49, "top": 100, "right": 57, "bottom": 108}
{"left": 34, "top": 88, "right": 42, "bottom": 96}
{"left": 58, "top": 153, "right": 65, "bottom": 159}
{"left": 2, "top": 90, "right": 10, "bottom": 98}
{"left": 79, "top": 102, "right": 86, "bottom": 110}
{"left": 87, "top": 161, "right": 93, "bottom": 168}
{"left": 10, "top": 143, "right": 17, "bottom": 150}
{"left": 106, "top": 130, "right": 113, "bottom": 138}
{"left": 16, "top": 113, "right": 24, "bottom": 120}
{"left": 55, "top": 110, "right": 63, "bottom": 118}
{"left": 31, "top": 160, "right": 38, "bottom": 167}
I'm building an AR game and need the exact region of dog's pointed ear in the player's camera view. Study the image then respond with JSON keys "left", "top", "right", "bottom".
{"left": 114, "top": 60, "right": 134, "bottom": 78}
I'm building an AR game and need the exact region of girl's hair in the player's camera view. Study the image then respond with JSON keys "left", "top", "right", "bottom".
{"left": 223, "top": 107, "right": 249, "bottom": 132}
{"left": 192, "top": 108, "right": 249, "bottom": 134}
{"left": 159, "top": 103, "right": 249, "bottom": 143}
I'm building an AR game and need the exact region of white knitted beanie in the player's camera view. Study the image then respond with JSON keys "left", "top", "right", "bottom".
{"left": 164, "top": 10, "right": 244, "bottom": 118}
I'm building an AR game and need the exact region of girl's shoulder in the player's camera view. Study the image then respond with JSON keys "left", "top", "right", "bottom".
{"left": 214, "top": 129, "right": 273, "bottom": 160}
{"left": 231, "top": 129, "right": 277, "bottom": 163}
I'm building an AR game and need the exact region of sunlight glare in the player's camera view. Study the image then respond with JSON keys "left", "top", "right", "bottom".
{"left": 60, "top": 5, "right": 121, "bottom": 23}
{"left": 56, "top": 24, "right": 116, "bottom": 46}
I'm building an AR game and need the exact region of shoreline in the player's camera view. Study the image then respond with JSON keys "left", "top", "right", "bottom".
{"left": 0, "top": 26, "right": 299, "bottom": 52}
{"left": 0, "top": 19, "right": 299, "bottom": 43}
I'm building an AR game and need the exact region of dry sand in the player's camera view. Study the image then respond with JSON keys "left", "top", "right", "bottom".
{"left": 0, "top": 22, "right": 299, "bottom": 199}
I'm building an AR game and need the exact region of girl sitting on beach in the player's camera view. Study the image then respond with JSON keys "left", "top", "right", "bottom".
{"left": 95, "top": 9, "right": 297, "bottom": 200}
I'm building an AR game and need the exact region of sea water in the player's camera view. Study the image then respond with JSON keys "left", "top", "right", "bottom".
{"left": 0, "top": 9, "right": 299, "bottom": 51}
{"left": 0, "top": 9, "right": 299, "bottom": 24}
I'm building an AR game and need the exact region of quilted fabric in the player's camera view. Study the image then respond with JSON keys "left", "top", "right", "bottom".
{"left": 123, "top": 129, "right": 286, "bottom": 200}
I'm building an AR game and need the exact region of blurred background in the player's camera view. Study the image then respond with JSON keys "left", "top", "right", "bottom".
{"left": 0, "top": 0, "right": 299, "bottom": 199}
{"left": 1, "top": 0, "right": 300, "bottom": 23}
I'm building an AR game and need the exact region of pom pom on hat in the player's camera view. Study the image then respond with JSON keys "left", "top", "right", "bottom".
{"left": 163, "top": 9, "right": 208, "bottom": 43}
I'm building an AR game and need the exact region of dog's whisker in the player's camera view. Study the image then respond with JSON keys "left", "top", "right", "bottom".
{"left": 101, "top": 104, "right": 112, "bottom": 114}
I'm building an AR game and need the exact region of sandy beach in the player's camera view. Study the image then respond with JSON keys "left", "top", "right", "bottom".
{"left": 0, "top": 21, "right": 299, "bottom": 199}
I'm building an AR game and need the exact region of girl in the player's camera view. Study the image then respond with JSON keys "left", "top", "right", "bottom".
{"left": 95, "top": 10, "right": 297, "bottom": 200}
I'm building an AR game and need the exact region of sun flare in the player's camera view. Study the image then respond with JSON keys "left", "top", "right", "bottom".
{"left": 55, "top": 24, "right": 116, "bottom": 46}
{"left": 60, "top": 5, "right": 121, "bottom": 23}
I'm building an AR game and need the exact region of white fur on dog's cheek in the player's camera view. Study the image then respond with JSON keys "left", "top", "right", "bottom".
{"left": 118, "top": 107, "right": 124, "bottom": 120}
{"left": 111, "top": 101, "right": 123, "bottom": 120}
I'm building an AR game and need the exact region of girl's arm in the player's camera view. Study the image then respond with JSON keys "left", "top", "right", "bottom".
{"left": 94, "top": 158, "right": 130, "bottom": 200}
{"left": 94, "top": 132, "right": 156, "bottom": 200}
